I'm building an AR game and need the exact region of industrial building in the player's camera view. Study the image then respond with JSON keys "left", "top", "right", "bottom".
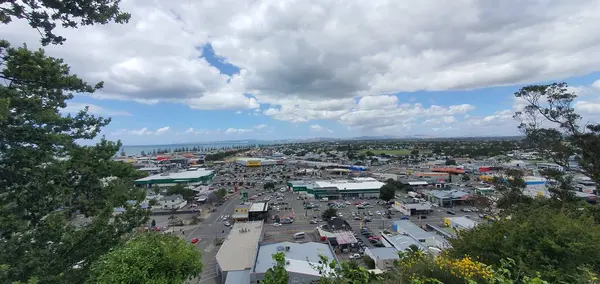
{"left": 134, "top": 168, "right": 215, "bottom": 187}
{"left": 235, "top": 157, "right": 283, "bottom": 167}
{"left": 251, "top": 242, "right": 337, "bottom": 283}
{"left": 215, "top": 221, "right": 264, "bottom": 284}
{"left": 287, "top": 177, "right": 384, "bottom": 199}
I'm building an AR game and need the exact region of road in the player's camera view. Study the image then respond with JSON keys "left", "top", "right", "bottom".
{"left": 183, "top": 193, "right": 241, "bottom": 284}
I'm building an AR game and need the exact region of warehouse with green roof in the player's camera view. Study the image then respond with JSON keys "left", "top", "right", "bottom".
{"left": 135, "top": 168, "right": 215, "bottom": 187}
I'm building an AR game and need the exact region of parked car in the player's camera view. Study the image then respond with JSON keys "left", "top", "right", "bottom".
{"left": 224, "top": 221, "right": 231, "bottom": 227}
{"left": 273, "top": 222, "right": 282, "bottom": 227}
{"left": 349, "top": 253, "right": 361, "bottom": 260}
{"left": 446, "top": 210, "right": 456, "bottom": 215}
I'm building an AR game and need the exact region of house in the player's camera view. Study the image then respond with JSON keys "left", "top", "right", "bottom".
{"left": 158, "top": 194, "right": 187, "bottom": 210}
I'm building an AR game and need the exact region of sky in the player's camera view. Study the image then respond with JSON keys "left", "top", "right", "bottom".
{"left": 3, "top": 0, "right": 600, "bottom": 145}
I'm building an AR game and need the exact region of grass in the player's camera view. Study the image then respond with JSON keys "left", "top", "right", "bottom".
{"left": 358, "top": 149, "right": 431, "bottom": 156}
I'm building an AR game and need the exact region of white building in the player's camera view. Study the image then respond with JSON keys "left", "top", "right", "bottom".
{"left": 157, "top": 194, "right": 187, "bottom": 210}
{"left": 536, "top": 162, "right": 564, "bottom": 172}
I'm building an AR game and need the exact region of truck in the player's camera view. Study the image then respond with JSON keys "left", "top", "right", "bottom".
{"left": 321, "top": 197, "right": 329, "bottom": 202}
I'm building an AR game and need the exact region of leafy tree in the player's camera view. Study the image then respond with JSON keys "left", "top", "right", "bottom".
{"left": 263, "top": 182, "right": 275, "bottom": 190}
{"left": 166, "top": 184, "right": 196, "bottom": 201}
{"left": 140, "top": 150, "right": 146, "bottom": 156}
{"left": 378, "top": 183, "right": 396, "bottom": 201}
{"left": 448, "top": 206, "right": 600, "bottom": 283}
{"left": 120, "top": 150, "right": 126, "bottom": 157}
{"left": 215, "top": 188, "right": 227, "bottom": 201}
{"left": 261, "top": 252, "right": 288, "bottom": 284}
{"left": 410, "top": 149, "right": 419, "bottom": 156}
{"left": 491, "top": 169, "right": 531, "bottom": 209}
{"left": 379, "top": 179, "right": 407, "bottom": 201}
{"left": 0, "top": 2, "right": 149, "bottom": 282}
{"left": 150, "top": 219, "right": 156, "bottom": 228}
{"left": 87, "top": 233, "right": 203, "bottom": 284}
{"left": 445, "top": 159, "right": 456, "bottom": 165}
{"left": 365, "top": 150, "right": 375, "bottom": 156}
{"left": 461, "top": 174, "right": 471, "bottom": 182}
{"left": 322, "top": 208, "right": 338, "bottom": 220}
{"left": 0, "top": 0, "right": 131, "bottom": 46}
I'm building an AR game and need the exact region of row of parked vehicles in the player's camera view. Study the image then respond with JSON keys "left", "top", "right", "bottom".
{"left": 359, "top": 227, "right": 385, "bottom": 247}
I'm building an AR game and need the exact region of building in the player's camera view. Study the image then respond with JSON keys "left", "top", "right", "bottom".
{"left": 363, "top": 247, "right": 401, "bottom": 271}
{"left": 425, "top": 189, "right": 471, "bottom": 207}
{"left": 235, "top": 157, "right": 282, "bottom": 167}
{"left": 157, "top": 194, "right": 187, "bottom": 210}
{"left": 288, "top": 177, "right": 384, "bottom": 199}
{"left": 445, "top": 216, "right": 478, "bottom": 231}
{"left": 134, "top": 168, "right": 215, "bottom": 187}
{"left": 232, "top": 204, "right": 250, "bottom": 222}
{"left": 251, "top": 241, "right": 337, "bottom": 283}
{"left": 248, "top": 202, "right": 269, "bottom": 221}
{"left": 392, "top": 201, "right": 432, "bottom": 216}
{"left": 536, "top": 162, "right": 564, "bottom": 172}
{"left": 215, "top": 221, "right": 264, "bottom": 283}
{"left": 391, "top": 220, "right": 439, "bottom": 247}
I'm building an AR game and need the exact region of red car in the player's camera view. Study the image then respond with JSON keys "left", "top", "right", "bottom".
{"left": 191, "top": 238, "right": 200, "bottom": 244}
{"left": 368, "top": 236, "right": 380, "bottom": 240}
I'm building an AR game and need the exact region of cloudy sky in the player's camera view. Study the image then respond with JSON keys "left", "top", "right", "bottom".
{"left": 3, "top": 0, "right": 600, "bottom": 145}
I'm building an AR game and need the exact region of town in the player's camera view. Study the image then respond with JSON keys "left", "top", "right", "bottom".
{"left": 112, "top": 138, "right": 596, "bottom": 284}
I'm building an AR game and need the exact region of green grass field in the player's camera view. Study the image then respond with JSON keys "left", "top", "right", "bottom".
{"left": 358, "top": 149, "right": 412, "bottom": 155}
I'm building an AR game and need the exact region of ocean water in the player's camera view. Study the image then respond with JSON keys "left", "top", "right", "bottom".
{"left": 121, "top": 142, "right": 272, "bottom": 156}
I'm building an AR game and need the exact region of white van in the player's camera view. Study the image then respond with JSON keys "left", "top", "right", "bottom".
{"left": 293, "top": 232, "right": 305, "bottom": 239}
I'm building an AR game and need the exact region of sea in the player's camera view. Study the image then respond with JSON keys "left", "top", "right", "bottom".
{"left": 121, "top": 141, "right": 275, "bottom": 156}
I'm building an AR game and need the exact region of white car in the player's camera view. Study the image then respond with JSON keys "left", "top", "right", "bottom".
{"left": 273, "top": 222, "right": 282, "bottom": 227}
{"left": 349, "top": 253, "right": 361, "bottom": 259}
{"left": 224, "top": 221, "right": 231, "bottom": 227}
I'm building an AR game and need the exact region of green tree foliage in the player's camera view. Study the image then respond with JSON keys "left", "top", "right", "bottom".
{"left": 215, "top": 188, "right": 227, "bottom": 200}
{"left": 461, "top": 174, "right": 470, "bottom": 182}
{"left": 263, "top": 182, "right": 275, "bottom": 190}
{"left": 87, "top": 233, "right": 203, "bottom": 284}
{"left": 261, "top": 252, "right": 288, "bottom": 284}
{"left": 166, "top": 184, "right": 196, "bottom": 201}
{"left": 491, "top": 169, "right": 531, "bottom": 209}
{"left": 448, "top": 205, "right": 600, "bottom": 283}
{"left": 0, "top": 0, "right": 131, "bottom": 46}
{"left": 204, "top": 149, "right": 247, "bottom": 161}
{"left": 445, "top": 159, "right": 456, "bottom": 165}
{"left": 0, "top": 1, "right": 147, "bottom": 283}
{"left": 379, "top": 179, "right": 407, "bottom": 201}
{"left": 514, "top": 83, "right": 595, "bottom": 197}
{"left": 322, "top": 208, "right": 338, "bottom": 220}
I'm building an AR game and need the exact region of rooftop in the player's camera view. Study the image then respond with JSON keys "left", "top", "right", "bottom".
{"left": 314, "top": 179, "right": 384, "bottom": 190}
{"left": 392, "top": 220, "right": 436, "bottom": 241}
{"left": 134, "top": 169, "right": 213, "bottom": 184}
{"left": 249, "top": 202, "right": 269, "bottom": 213}
{"left": 382, "top": 234, "right": 428, "bottom": 252}
{"left": 224, "top": 270, "right": 250, "bottom": 284}
{"left": 447, "top": 216, "right": 478, "bottom": 229}
{"left": 236, "top": 157, "right": 278, "bottom": 162}
{"left": 366, "top": 247, "right": 402, "bottom": 260}
{"left": 252, "top": 242, "right": 336, "bottom": 276}
{"left": 427, "top": 189, "right": 471, "bottom": 199}
{"left": 216, "top": 221, "right": 263, "bottom": 271}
